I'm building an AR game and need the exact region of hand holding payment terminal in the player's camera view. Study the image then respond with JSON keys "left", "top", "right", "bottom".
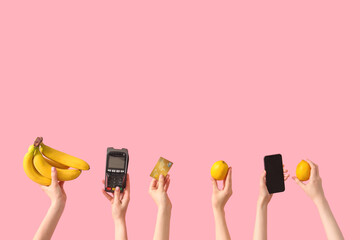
{"left": 105, "top": 147, "right": 129, "bottom": 193}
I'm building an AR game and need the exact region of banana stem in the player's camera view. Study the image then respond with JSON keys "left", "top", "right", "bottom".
{"left": 34, "top": 137, "right": 43, "bottom": 147}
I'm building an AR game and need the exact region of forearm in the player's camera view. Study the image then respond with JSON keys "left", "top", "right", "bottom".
{"left": 314, "top": 197, "right": 344, "bottom": 240}
{"left": 253, "top": 200, "right": 267, "bottom": 240}
{"left": 213, "top": 208, "right": 231, "bottom": 240}
{"left": 153, "top": 207, "right": 171, "bottom": 240}
{"left": 34, "top": 202, "right": 65, "bottom": 240}
{"left": 114, "top": 218, "right": 128, "bottom": 240}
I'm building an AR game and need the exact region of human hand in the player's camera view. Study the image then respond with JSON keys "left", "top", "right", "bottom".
{"left": 211, "top": 167, "right": 232, "bottom": 211}
{"left": 258, "top": 165, "right": 289, "bottom": 206}
{"left": 149, "top": 174, "right": 171, "bottom": 211}
{"left": 34, "top": 167, "right": 67, "bottom": 240}
{"left": 102, "top": 174, "right": 130, "bottom": 222}
{"left": 41, "top": 167, "right": 67, "bottom": 208}
{"left": 292, "top": 159, "right": 325, "bottom": 204}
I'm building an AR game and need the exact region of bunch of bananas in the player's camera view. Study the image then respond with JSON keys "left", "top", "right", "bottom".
{"left": 23, "top": 137, "right": 90, "bottom": 185}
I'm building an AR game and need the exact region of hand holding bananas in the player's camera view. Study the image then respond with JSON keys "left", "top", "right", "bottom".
{"left": 41, "top": 167, "right": 67, "bottom": 206}
{"left": 33, "top": 167, "right": 67, "bottom": 240}
{"left": 23, "top": 137, "right": 90, "bottom": 186}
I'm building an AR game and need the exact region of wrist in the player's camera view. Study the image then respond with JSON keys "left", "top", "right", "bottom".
{"left": 158, "top": 204, "right": 172, "bottom": 214}
{"left": 50, "top": 200, "right": 66, "bottom": 210}
{"left": 113, "top": 217, "right": 126, "bottom": 225}
{"left": 213, "top": 207, "right": 225, "bottom": 215}
{"left": 313, "top": 194, "right": 327, "bottom": 207}
{"left": 212, "top": 203, "right": 225, "bottom": 211}
{"left": 157, "top": 207, "right": 171, "bottom": 222}
{"left": 257, "top": 197, "right": 269, "bottom": 208}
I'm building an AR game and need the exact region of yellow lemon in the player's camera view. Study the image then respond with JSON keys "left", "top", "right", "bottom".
{"left": 211, "top": 161, "right": 229, "bottom": 180}
{"left": 296, "top": 160, "right": 311, "bottom": 181}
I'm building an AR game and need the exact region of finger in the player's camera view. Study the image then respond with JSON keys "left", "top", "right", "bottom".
{"left": 260, "top": 171, "right": 266, "bottom": 185}
{"left": 158, "top": 174, "right": 165, "bottom": 189}
{"left": 164, "top": 178, "right": 171, "bottom": 192}
{"left": 284, "top": 174, "right": 290, "bottom": 181}
{"left": 305, "top": 159, "right": 316, "bottom": 168}
{"left": 123, "top": 174, "right": 130, "bottom": 200}
{"left": 149, "top": 178, "right": 157, "bottom": 191}
{"left": 292, "top": 176, "right": 306, "bottom": 190}
{"left": 308, "top": 159, "right": 319, "bottom": 175}
{"left": 50, "top": 167, "right": 59, "bottom": 186}
{"left": 224, "top": 167, "right": 232, "bottom": 191}
{"left": 59, "top": 181, "right": 65, "bottom": 189}
{"left": 305, "top": 159, "right": 318, "bottom": 177}
{"left": 211, "top": 177, "right": 219, "bottom": 192}
{"left": 125, "top": 173, "right": 130, "bottom": 194}
{"left": 114, "top": 186, "right": 121, "bottom": 202}
{"left": 102, "top": 179, "right": 105, "bottom": 184}
{"left": 119, "top": 192, "right": 124, "bottom": 201}
{"left": 102, "top": 189, "right": 113, "bottom": 201}
{"left": 164, "top": 174, "right": 170, "bottom": 190}
{"left": 163, "top": 174, "right": 169, "bottom": 185}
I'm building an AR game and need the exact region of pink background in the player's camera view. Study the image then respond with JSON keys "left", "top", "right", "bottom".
{"left": 0, "top": 1, "right": 359, "bottom": 239}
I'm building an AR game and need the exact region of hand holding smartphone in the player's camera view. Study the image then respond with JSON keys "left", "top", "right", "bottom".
{"left": 264, "top": 154, "right": 285, "bottom": 194}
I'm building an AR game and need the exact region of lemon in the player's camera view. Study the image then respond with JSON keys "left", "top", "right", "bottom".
{"left": 211, "top": 161, "right": 229, "bottom": 180}
{"left": 296, "top": 160, "right": 311, "bottom": 181}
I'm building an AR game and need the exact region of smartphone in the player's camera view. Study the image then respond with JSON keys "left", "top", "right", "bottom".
{"left": 264, "top": 154, "right": 285, "bottom": 194}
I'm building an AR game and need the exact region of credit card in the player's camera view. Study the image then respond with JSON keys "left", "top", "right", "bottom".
{"left": 150, "top": 157, "right": 173, "bottom": 180}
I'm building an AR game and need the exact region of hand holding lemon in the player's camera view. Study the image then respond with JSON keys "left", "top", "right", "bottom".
{"left": 211, "top": 160, "right": 232, "bottom": 210}
{"left": 293, "top": 159, "right": 325, "bottom": 203}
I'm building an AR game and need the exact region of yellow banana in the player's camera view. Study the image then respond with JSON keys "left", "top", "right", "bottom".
{"left": 40, "top": 143, "right": 90, "bottom": 170}
{"left": 23, "top": 145, "right": 51, "bottom": 186}
{"left": 33, "top": 149, "right": 82, "bottom": 181}
{"left": 32, "top": 138, "right": 69, "bottom": 168}
{"left": 44, "top": 157, "right": 70, "bottom": 169}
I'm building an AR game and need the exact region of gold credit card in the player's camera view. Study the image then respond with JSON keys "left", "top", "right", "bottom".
{"left": 150, "top": 157, "right": 173, "bottom": 180}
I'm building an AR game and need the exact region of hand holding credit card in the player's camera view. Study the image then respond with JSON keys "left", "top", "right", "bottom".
{"left": 150, "top": 157, "right": 173, "bottom": 180}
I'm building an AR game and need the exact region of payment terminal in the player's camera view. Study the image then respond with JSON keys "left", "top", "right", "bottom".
{"left": 105, "top": 147, "right": 129, "bottom": 193}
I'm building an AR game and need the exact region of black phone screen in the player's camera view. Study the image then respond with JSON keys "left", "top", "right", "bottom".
{"left": 264, "top": 154, "right": 285, "bottom": 194}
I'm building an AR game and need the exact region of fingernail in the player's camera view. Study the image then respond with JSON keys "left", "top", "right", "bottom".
{"left": 116, "top": 186, "right": 120, "bottom": 191}
{"left": 160, "top": 174, "right": 164, "bottom": 180}
{"left": 51, "top": 167, "right": 55, "bottom": 172}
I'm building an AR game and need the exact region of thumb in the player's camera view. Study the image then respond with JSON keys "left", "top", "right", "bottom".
{"left": 224, "top": 167, "right": 232, "bottom": 191}
{"left": 114, "top": 186, "right": 121, "bottom": 203}
{"left": 51, "top": 167, "right": 59, "bottom": 186}
{"left": 292, "top": 176, "right": 305, "bottom": 190}
{"left": 158, "top": 174, "right": 165, "bottom": 190}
